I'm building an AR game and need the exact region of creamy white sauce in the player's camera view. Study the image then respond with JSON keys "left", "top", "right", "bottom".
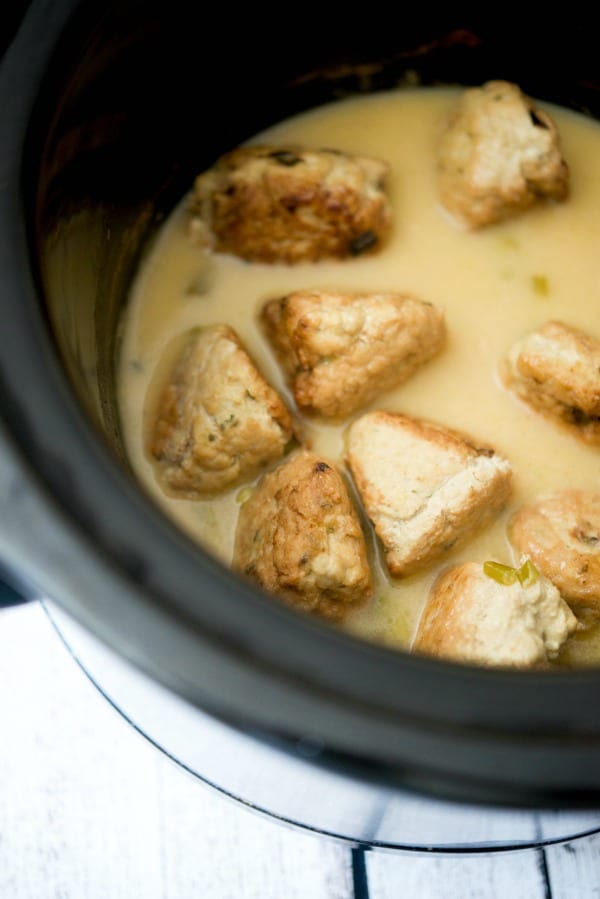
{"left": 118, "top": 87, "right": 600, "bottom": 665}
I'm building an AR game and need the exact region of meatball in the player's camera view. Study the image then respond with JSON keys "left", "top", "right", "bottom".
{"left": 413, "top": 560, "right": 577, "bottom": 667}
{"left": 502, "top": 320, "right": 600, "bottom": 445}
{"left": 151, "top": 325, "right": 293, "bottom": 496}
{"left": 189, "top": 145, "right": 392, "bottom": 263}
{"left": 346, "top": 411, "right": 512, "bottom": 577}
{"left": 509, "top": 490, "right": 600, "bottom": 615}
{"left": 261, "top": 290, "right": 446, "bottom": 418}
{"left": 437, "top": 80, "right": 569, "bottom": 228}
{"left": 233, "top": 450, "right": 372, "bottom": 619}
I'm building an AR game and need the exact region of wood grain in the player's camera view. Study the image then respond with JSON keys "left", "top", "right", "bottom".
{"left": 544, "top": 837, "right": 600, "bottom": 899}
{"left": 366, "top": 849, "right": 547, "bottom": 899}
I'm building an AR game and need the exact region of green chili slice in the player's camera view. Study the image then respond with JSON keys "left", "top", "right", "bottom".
{"left": 483, "top": 559, "right": 540, "bottom": 587}
{"left": 516, "top": 558, "right": 539, "bottom": 587}
{"left": 483, "top": 561, "right": 518, "bottom": 585}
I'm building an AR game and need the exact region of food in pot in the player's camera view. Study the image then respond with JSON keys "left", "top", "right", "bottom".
{"left": 509, "top": 490, "right": 600, "bottom": 615}
{"left": 120, "top": 83, "right": 600, "bottom": 667}
{"left": 413, "top": 560, "right": 577, "bottom": 667}
{"left": 346, "top": 411, "right": 512, "bottom": 577}
{"left": 233, "top": 449, "right": 372, "bottom": 619}
{"left": 261, "top": 290, "right": 446, "bottom": 418}
{"left": 502, "top": 320, "right": 600, "bottom": 444}
{"left": 437, "top": 80, "right": 569, "bottom": 228}
{"left": 189, "top": 146, "right": 392, "bottom": 263}
{"left": 151, "top": 325, "right": 294, "bottom": 496}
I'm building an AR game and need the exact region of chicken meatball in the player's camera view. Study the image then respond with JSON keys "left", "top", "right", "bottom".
{"left": 347, "top": 411, "right": 512, "bottom": 577}
{"left": 261, "top": 290, "right": 446, "bottom": 418}
{"left": 189, "top": 145, "right": 392, "bottom": 263}
{"left": 437, "top": 80, "right": 569, "bottom": 228}
{"left": 233, "top": 450, "right": 372, "bottom": 619}
{"left": 414, "top": 560, "right": 577, "bottom": 667}
{"left": 151, "top": 325, "right": 293, "bottom": 496}
{"left": 502, "top": 320, "right": 600, "bottom": 445}
{"left": 509, "top": 490, "right": 600, "bottom": 615}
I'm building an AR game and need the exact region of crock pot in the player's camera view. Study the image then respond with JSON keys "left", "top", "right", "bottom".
{"left": 3, "top": 0, "right": 600, "bottom": 826}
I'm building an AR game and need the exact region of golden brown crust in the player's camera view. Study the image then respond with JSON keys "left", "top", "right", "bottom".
{"left": 347, "top": 411, "right": 512, "bottom": 577}
{"left": 509, "top": 490, "right": 600, "bottom": 613}
{"left": 261, "top": 290, "right": 446, "bottom": 418}
{"left": 437, "top": 81, "right": 569, "bottom": 229}
{"left": 233, "top": 450, "right": 372, "bottom": 619}
{"left": 502, "top": 320, "right": 600, "bottom": 444}
{"left": 413, "top": 561, "right": 577, "bottom": 667}
{"left": 189, "top": 146, "right": 392, "bottom": 263}
{"left": 151, "top": 325, "right": 293, "bottom": 496}
{"left": 415, "top": 563, "right": 484, "bottom": 661}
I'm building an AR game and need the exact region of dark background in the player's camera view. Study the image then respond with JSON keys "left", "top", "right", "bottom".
{"left": 1, "top": 3, "right": 32, "bottom": 59}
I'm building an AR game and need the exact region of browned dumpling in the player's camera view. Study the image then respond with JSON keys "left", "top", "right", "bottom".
{"left": 189, "top": 146, "right": 391, "bottom": 263}
{"left": 509, "top": 490, "right": 600, "bottom": 615}
{"left": 233, "top": 450, "right": 372, "bottom": 619}
{"left": 502, "top": 321, "right": 600, "bottom": 444}
{"left": 151, "top": 325, "right": 293, "bottom": 496}
{"left": 261, "top": 290, "right": 445, "bottom": 418}
{"left": 437, "top": 81, "right": 569, "bottom": 228}
{"left": 347, "top": 411, "right": 512, "bottom": 577}
{"left": 413, "top": 561, "right": 577, "bottom": 667}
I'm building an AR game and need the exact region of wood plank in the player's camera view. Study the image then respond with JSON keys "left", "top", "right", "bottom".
{"left": 366, "top": 847, "right": 547, "bottom": 898}
{"left": 0, "top": 603, "right": 163, "bottom": 899}
{"left": 543, "top": 835, "right": 600, "bottom": 898}
{"left": 0, "top": 603, "right": 354, "bottom": 899}
{"left": 156, "top": 758, "right": 354, "bottom": 899}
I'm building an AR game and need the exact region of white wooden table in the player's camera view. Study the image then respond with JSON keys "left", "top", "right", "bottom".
{"left": 1, "top": 601, "right": 599, "bottom": 899}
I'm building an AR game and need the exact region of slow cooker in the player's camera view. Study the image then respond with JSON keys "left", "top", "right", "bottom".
{"left": 3, "top": 1, "right": 600, "bottom": 848}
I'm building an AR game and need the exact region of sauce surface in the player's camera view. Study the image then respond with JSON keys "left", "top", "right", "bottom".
{"left": 118, "top": 87, "right": 600, "bottom": 665}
